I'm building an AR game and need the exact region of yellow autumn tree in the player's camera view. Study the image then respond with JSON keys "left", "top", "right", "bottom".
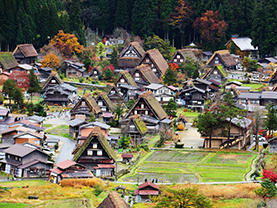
{"left": 41, "top": 53, "right": 61, "bottom": 70}
{"left": 50, "top": 30, "right": 83, "bottom": 58}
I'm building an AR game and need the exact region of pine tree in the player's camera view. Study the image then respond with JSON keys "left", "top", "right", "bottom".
{"left": 98, "top": 0, "right": 110, "bottom": 34}
{"left": 164, "top": 98, "right": 177, "bottom": 117}
{"left": 163, "top": 66, "right": 177, "bottom": 85}
{"left": 28, "top": 69, "right": 42, "bottom": 102}
{"left": 114, "top": 0, "right": 129, "bottom": 29}
{"left": 48, "top": 0, "right": 59, "bottom": 37}
{"left": 110, "top": 46, "right": 119, "bottom": 68}
{"left": 132, "top": 0, "right": 158, "bottom": 37}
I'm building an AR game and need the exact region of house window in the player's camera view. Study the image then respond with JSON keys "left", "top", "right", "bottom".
{"left": 121, "top": 79, "right": 125, "bottom": 83}
{"left": 215, "top": 57, "right": 219, "bottom": 64}
{"left": 180, "top": 59, "right": 183, "bottom": 62}
{"left": 134, "top": 110, "right": 137, "bottom": 114}
{"left": 145, "top": 58, "right": 150, "bottom": 62}
{"left": 185, "top": 93, "right": 190, "bottom": 96}
{"left": 93, "top": 143, "right": 97, "bottom": 149}
{"left": 81, "top": 107, "right": 86, "bottom": 110}
{"left": 82, "top": 101, "right": 85, "bottom": 105}
{"left": 15, "top": 157, "right": 18, "bottom": 160}
{"left": 214, "top": 71, "right": 218, "bottom": 74}
{"left": 101, "top": 107, "right": 106, "bottom": 111}
{"left": 87, "top": 150, "right": 93, "bottom": 156}
{"left": 165, "top": 90, "right": 169, "bottom": 93}
{"left": 145, "top": 110, "right": 148, "bottom": 115}
{"left": 34, "top": 140, "right": 40, "bottom": 144}
{"left": 51, "top": 79, "right": 56, "bottom": 83}
{"left": 135, "top": 73, "right": 139, "bottom": 77}
{"left": 19, "top": 158, "right": 21, "bottom": 161}
{"left": 197, "top": 101, "right": 202, "bottom": 104}
{"left": 98, "top": 101, "right": 103, "bottom": 106}
{"left": 97, "top": 150, "right": 102, "bottom": 156}
{"left": 135, "top": 78, "right": 140, "bottom": 81}
{"left": 177, "top": 55, "right": 180, "bottom": 59}
{"left": 250, "top": 100, "right": 259, "bottom": 104}
{"left": 153, "top": 68, "right": 156, "bottom": 72}
{"left": 151, "top": 64, "right": 154, "bottom": 67}
{"left": 7, "top": 155, "right": 10, "bottom": 158}
{"left": 141, "top": 104, "right": 144, "bottom": 109}
{"left": 174, "top": 59, "right": 177, "bottom": 62}
{"left": 94, "top": 71, "right": 97, "bottom": 74}
{"left": 241, "top": 100, "right": 246, "bottom": 104}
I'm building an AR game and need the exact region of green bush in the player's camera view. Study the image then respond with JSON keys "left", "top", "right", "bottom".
{"left": 79, "top": 77, "right": 84, "bottom": 83}
{"left": 93, "top": 184, "right": 104, "bottom": 196}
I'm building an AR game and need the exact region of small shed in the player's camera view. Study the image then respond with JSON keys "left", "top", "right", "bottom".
{"left": 268, "top": 137, "right": 277, "bottom": 153}
{"left": 97, "top": 191, "right": 130, "bottom": 208}
{"left": 134, "top": 182, "right": 161, "bottom": 203}
{"left": 121, "top": 153, "right": 133, "bottom": 163}
{"left": 68, "top": 118, "right": 88, "bottom": 138}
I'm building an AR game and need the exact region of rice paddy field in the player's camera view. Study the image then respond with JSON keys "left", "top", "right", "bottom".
{"left": 119, "top": 150, "right": 257, "bottom": 183}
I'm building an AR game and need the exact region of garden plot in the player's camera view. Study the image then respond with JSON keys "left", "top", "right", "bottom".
{"left": 120, "top": 150, "right": 256, "bottom": 183}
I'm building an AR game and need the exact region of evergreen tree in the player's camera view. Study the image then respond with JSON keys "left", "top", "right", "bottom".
{"left": 39, "top": 1, "right": 51, "bottom": 44}
{"left": 28, "top": 69, "right": 42, "bottom": 102}
{"left": 2, "top": 0, "right": 16, "bottom": 50}
{"left": 164, "top": 98, "right": 177, "bottom": 117}
{"left": 69, "top": 0, "right": 85, "bottom": 45}
{"left": 110, "top": 46, "right": 119, "bottom": 68}
{"left": 98, "top": 0, "right": 110, "bottom": 34}
{"left": 3, "top": 79, "right": 17, "bottom": 109}
{"left": 59, "top": 11, "right": 70, "bottom": 33}
{"left": 265, "top": 102, "right": 277, "bottom": 136}
{"left": 114, "top": 0, "right": 129, "bottom": 29}
{"left": 132, "top": 0, "right": 158, "bottom": 37}
{"left": 163, "top": 66, "right": 177, "bottom": 85}
{"left": 48, "top": 0, "right": 59, "bottom": 37}
{"left": 104, "top": 68, "right": 113, "bottom": 80}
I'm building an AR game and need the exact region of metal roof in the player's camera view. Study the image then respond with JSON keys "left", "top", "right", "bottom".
{"left": 145, "top": 83, "right": 164, "bottom": 90}
{"left": 68, "top": 118, "right": 87, "bottom": 127}
{"left": 238, "top": 92, "right": 261, "bottom": 99}
{"left": 261, "top": 91, "right": 277, "bottom": 99}
{"left": 56, "top": 159, "right": 76, "bottom": 169}
{"left": 28, "top": 115, "right": 45, "bottom": 123}
{"left": 231, "top": 37, "right": 258, "bottom": 51}
{"left": 3, "top": 144, "right": 47, "bottom": 157}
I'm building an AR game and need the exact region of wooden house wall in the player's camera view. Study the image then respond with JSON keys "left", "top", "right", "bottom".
{"left": 140, "top": 54, "right": 161, "bottom": 78}
{"left": 15, "top": 137, "right": 41, "bottom": 146}
{"left": 128, "top": 99, "right": 157, "bottom": 119}
{"left": 116, "top": 75, "right": 128, "bottom": 87}
{"left": 66, "top": 67, "right": 83, "bottom": 78}
{"left": 208, "top": 54, "right": 225, "bottom": 67}
{"left": 23, "top": 151, "right": 48, "bottom": 164}
{"left": 172, "top": 52, "right": 185, "bottom": 64}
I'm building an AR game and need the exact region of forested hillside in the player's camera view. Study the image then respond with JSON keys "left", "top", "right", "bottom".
{"left": 0, "top": 0, "right": 275, "bottom": 57}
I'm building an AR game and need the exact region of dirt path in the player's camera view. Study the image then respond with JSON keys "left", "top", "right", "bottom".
{"left": 178, "top": 123, "right": 203, "bottom": 148}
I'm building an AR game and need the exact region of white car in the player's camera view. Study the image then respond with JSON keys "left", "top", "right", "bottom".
{"left": 252, "top": 135, "right": 266, "bottom": 142}
{"left": 42, "top": 148, "right": 55, "bottom": 156}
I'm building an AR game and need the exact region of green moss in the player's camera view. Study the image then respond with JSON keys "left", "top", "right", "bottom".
{"left": 217, "top": 65, "right": 227, "bottom": 77}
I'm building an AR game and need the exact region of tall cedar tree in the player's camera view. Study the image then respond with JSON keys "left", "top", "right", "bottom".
{"left": 13, "top": 87, "right": 24, "bottom": 112}
{"left": 164, "top": 98, "right": 177, "bottom": 117}
{"left": 163, "top": 66, "right": 177, "bottom": 85}
{"left": 69, "top": 0, "right": 85, "bottom": 45}
{"left": 28, "top": 69, "right": 42, "bottom": 102}
{"left": 114, "top": 0, "right": 129, "bottom": 29}
{"left": 3, "top": 79, "right": 17, "bottom": 109}
{"left": 170, "top": 0, "right": 193, "bottom": 48}
{"left": 98, "top": 0, "right": 110, "bottom": 34}
{"left": 265, "top": 103, "right": 277, "bottom": 137}
{"left": 196, "top": 111, "right": 218, "bottom": 148}
{"left": 132, "top": 0, "right": 158, "bottom": 37}
{"left": 218, "top": 91, "right": 246, "bottom": 148}
{"left": 110, "top": 46, "right": 119, "bottom": 68}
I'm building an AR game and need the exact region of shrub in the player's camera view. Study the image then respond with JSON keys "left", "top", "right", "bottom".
{"left": 93, "top": 184, "right": 104, "bottom": 196}
{"left": 60, "top": 178, "right": 103, "bottom": 187}
{"left": 262, "top": 169, "right": 277, "bottom": 183}
{"left": 79, "top": 77, "right": 84, "bottom": 83}
{"left": 177, "top": 124, "right": 185, "bottom": 130}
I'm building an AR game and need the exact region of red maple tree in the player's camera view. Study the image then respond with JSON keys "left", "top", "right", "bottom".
{"left": 193, "top": 10, "right": 228, "bottom": 45}
{"left": 262, "top": 169, "right": 277, "bottom": 183}
{"left": 10, "top": 70, "right": 30, "bottom": 90}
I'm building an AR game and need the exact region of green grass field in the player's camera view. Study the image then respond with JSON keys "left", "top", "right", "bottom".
{"left": 119, "top": 150, "right": 256, "bottom": 183}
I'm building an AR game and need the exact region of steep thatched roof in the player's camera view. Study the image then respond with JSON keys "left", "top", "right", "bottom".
{"left": 117, "top": 71, "right": 138, "bottom": 87}
{"left": 129, "top": 115, "right": 148, "bottom": 135}
{"left": 206, "top": 50, "right": 237, "bottom": 67}
{"left": 0, "top": 52, "right": 18, "bottom": 70}
{"left": 171, "top": 49, "right": 197, "bottom": 62}
{"left": 97, "top": 191, "right": 130, "bottom": 208}
{"left": 13, "top": 44, "right": 38, "bottom": 57}
{"left": 42, "top": 71, "right": 63, "bottom": 90}
{"left": 71, "top": 94, "right": 101, "bottom": 114}
{"left": 98, "top": 92, "right": 116, "bottom": 112}
{"left": 73, "top": 126, "right": 116, "bottom": 162}
{"left": 139, "top": 91, "right": 168, "bottom": 120}
{"left": 119, "top": 42, "right": 145, "bottom": 58}
{"left": 132, "top": 64, "right": 160, "bottom": 84}
{"left": 201, "top": 65, "right": 227, "bottom": 79}
{"left": 143, "top": 49, "right": 168, "bottom": 75}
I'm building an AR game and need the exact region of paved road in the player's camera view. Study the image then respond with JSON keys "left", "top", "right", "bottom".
{"left": 48, "top": 135, "right": 76, "bottom": 164}
{"left": 178, "top": 123, "right": 203, "bottom": 148}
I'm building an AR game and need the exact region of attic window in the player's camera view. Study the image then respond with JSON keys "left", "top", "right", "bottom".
{"left": 145, "top": 58, "right": 150, "bottom": 62}
{"left": 180, "top": 59, "right": 183, "bottom": 62}
{"left": 153, "top": 68, "right": 156, "bottom": 72}
{"left": 87, "top": 150, "right": 93, "bottom": 156}
{"left": 94, "top": 71, "right": 97, "bottom": 74}
{"left": 145, "top": 111, "right": 148, "bottom": 115}
{"left": 82, "top": 101, "right": 85, "bottom": 105}
{"left": 177, "top": 55, "right": 180, "bottom": 59}
{"left": 214, "top": 71, "right": 218, "bottom": 74}
{"left": 141, "top": 104, "right": 144, "bottom": 109}
{"left": 93, "top": 143, "right": 97, "bottom": 149}
{"left": 51, "top": 79, "right": 56, "bottom": 83}
{"left": 135, "top": 73, "right": 139, "bottom": 77}
{"left": 134, "top": 110, "right": 138, "bottom": 114}
{"left": 174, "top": 59, "right": 177, "bottom": 62}
{"left": 98, "top": 101, "right": 103, "bottom": 106}
{"left": 121, "top": 79, "right": 125, "bottom": 83}
{"left": 97, "top": 150, "right": 102, "bottom": 156}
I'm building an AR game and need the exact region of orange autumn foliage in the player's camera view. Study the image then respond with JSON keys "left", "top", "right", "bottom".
{"left": 41, "top": 53, "right": 61, "bottom": 69}
{"left": 50, "top": 30, "right": 83, "bottom": 58}
{"left": 177, "top": 123, "right": 185, "bottom": 130}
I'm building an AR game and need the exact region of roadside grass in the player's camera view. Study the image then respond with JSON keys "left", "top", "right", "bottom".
{"left": 0, "top": 203, "right": 28, "bottom": 208}
{"left": 0, "top": 180, "right": 49, "bottom": 188}
{"left": 43, "top": 124, "right": 53, "bottom": 128}
{"left": 45, "top": 125, "right": 73, "bottom": 139}
{"left": 148, "top": 135, "right": 160, "bottom": 148}
{"left": 120, "top": 150, "right": 256, "bottom": 183}
{"left": 241, "top": 83, "right": 266, "bottom": 91}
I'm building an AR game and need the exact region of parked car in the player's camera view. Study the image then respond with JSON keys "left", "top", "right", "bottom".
{"left": 42, "top": 148, "right": 55, "bottom": 156}
{"left": 252, "top": 135, "right": 266, "bottom": 142}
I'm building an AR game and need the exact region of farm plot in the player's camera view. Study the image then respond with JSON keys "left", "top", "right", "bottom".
{"left": 120, "top": 150, "right": 256, "bottom": 183}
